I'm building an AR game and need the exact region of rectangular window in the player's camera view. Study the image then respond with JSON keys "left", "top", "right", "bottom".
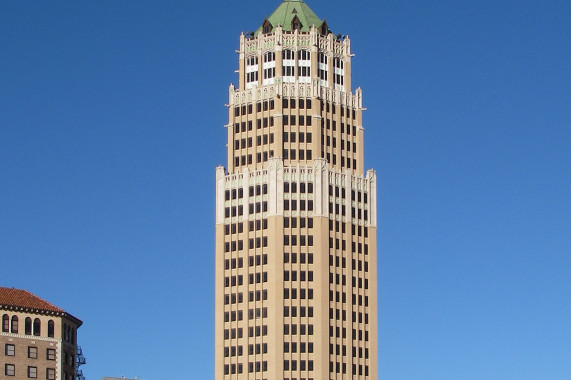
{"left": 5, "top": 344, "right": 15, "bottom": 356}
{"left": 46, "top": 368, "right": 55, "bottom": 380}
{"left": 46, "top": 349, "right": 55, "bottom": 361}
{"left": 245, "top": 56, "right": 259, "bottom": 89}
{"left": 5, "top": 364, "right": 15, "bottom": 376}
{"left": 334, "top": 57, "right": 345, "bottom": 90}
{"left": 28, "top": 366, "right": 37, "bottom": 378}
{"left": 28, "top": 346, "right": 37, "bottom": 359}
{"left": 318, "top": 52, "right": 328, "bottom": 87}
{"left": 298, "top": 50, "right": 311, "bottom": 83}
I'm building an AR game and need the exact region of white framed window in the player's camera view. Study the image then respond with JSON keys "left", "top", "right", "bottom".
{"left": 262, "top": 51, "right": 275, "bottom": 85}
{"left": 282, "top": 49, "right": 295, "bottom": 83}
{"left": 318, "top": 52, "right": 328, "bottom": 87}
{"left": 245, "top": 56, "right": 259, "bottom": 89}
{"left": 298, "top": 50, "right": 310, "bottom": 83}
{"left": 334, "top": 57, "right": 344, "bottom": 91}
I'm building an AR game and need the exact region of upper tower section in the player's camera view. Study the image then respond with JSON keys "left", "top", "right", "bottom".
{"left": 226, "top": 0, "right": 365, "bottom": 176}
{"left": 235, "top": 0, "right": 353, "bottom": 93}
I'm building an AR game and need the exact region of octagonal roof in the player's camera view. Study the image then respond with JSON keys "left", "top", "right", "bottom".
{"left": 255, "top": 0, "right": 323, "bottom": 35}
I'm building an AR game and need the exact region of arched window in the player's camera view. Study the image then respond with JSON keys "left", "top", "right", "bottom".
{"left": 262, "top": 51, "right": 275, "bottom": 86}
{"left": 11, "top": 316, "right": 18, "bottom": 333}
{"left": 2, "top": 314, "right": 8, "bottom": 332}
{"left": 245, "top": 56, "right": 259, "bottom": 89}
{"left": 318, "top": 52, "right": 328, "bottom": 87}
{"left": 282, "top": 49, "right": 295, "bottom": 83}
{"left": 48, "top": 320, "right": 55, "bottom": 338}
{"left": 298, "top": 50, "right": 310, "bottom": 84}
{"left": 25, "top": 317, "right": 32, "bottom": 335}
{"left": 33, "top": 318, "right": 41, "bottom": 336}
{"left": 334, "top": 57, "right": 344, "bottom": 91}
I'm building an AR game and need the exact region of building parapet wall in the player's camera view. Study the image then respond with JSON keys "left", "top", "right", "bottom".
{"left": 229, "top": 82, "right": 363, "bottom": 109}
{"left": 215, "top": 160, "right": 376, "bottom": 227}
{"left": 241, "top": 26, "right": 350, "bottom": 57}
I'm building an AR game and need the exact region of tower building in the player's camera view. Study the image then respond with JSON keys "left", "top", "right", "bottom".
{"left": 215, "top": 1, "right": 378, "bottom": 379}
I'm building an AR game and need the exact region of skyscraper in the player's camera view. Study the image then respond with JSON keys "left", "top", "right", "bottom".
{"left": 215, "top": 1, "right": 377, "bottom": 378}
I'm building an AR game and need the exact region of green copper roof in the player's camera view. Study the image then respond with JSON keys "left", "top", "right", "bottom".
{"left": 255, "top": 0, "right": 323, "bottom": 35}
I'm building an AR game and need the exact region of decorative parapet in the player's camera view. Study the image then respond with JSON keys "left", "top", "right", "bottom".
{"left": 327, "top": 168, "right": 376, "bottom": 227}
{"left": 319, "top": 85, "right": 363, "bottom": 109}
{"left": 228, "top": 82, "right": 363, "bottom": 109}
{"left": 216, "top": 161, "right": 375, "bottom": 226}
{"left": 281, "top": 30, "right": 313, "bottom": 50}
{"left": 317, "top": 32, "right": 351, "bottom": 57}
{"left": 242, "top": 26, "right": 349, "bottom": 58}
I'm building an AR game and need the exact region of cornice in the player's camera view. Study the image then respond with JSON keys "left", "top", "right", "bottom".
{"left": 0, "top": 305, "right": 83, "bottom": 327}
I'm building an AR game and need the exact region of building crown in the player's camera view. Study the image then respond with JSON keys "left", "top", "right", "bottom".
{"left": 0, "top": 286, "right": 82, "bottom": 325}
{"left": 255, "top": 0, "right": 324, "bottom": 36}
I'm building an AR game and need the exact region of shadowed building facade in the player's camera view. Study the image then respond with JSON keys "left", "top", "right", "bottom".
{"left": 215, "top": 1, "right": 378, "bottom": 379}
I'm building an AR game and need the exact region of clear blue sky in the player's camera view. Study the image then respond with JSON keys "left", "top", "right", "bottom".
{"left": 1, "top": 1, "right": 570, "bottom": 379}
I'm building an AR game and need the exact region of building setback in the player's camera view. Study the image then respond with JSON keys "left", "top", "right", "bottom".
{"left": 214, "top": 1, "right": 378, "bottom": 379}
{"left": 0, "top": 287, "right": 82, "bottom": 380}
